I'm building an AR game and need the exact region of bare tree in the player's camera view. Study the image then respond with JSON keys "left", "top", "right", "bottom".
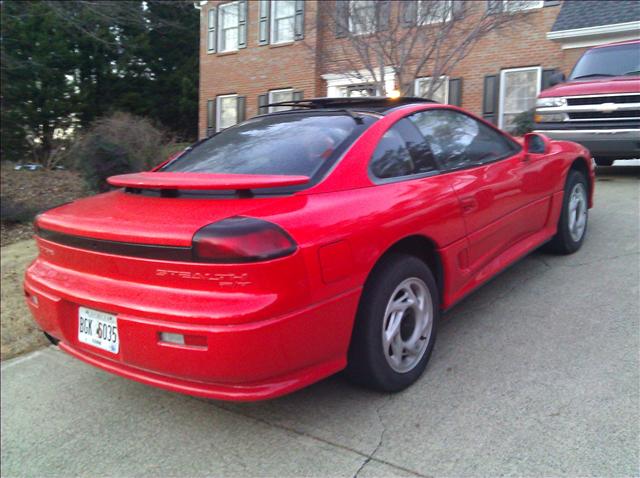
{"left": 313, "top": 0, "right": 535, "bottom": 99}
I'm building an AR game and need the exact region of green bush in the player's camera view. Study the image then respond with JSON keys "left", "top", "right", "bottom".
{"left": 70, "top": 112, "right": 166, "bottom": 192}
{"left": 510, "top": 109, "right": 535, "bottom": 136}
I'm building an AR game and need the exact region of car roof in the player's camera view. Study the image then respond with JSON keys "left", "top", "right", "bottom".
{"left": 265, "top": 96, "right": 437, "bottom": 114}
{"left": 590, "top": 39, "right": 640, "bottom": 50}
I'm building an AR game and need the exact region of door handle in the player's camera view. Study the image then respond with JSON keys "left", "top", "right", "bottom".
{"left": 460, "top": 197, "right": 477, "bottom": 214}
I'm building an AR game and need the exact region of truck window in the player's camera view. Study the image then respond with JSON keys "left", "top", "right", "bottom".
{"left": 569, "top": 43, "right": 640, "bottom": 80}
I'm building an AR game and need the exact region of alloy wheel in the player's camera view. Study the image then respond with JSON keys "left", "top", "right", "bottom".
{"left": 381, "top": 278, "right": 433, "bottom": 373}
{"left": 568, "top": 182, "right": 588, "bottom": 242}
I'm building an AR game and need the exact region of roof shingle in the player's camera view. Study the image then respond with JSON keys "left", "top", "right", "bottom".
{"left": 551, "top": 0, "right": 640, "bottom": 32}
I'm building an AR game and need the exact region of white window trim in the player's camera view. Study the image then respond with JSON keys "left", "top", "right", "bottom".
{"left": 216, "top": 93, "right": 238, "bottom": 132}
{"left": 501, "top": 0, "right": 543, "bottom": 12}
{"left": 498, "top": 66, "right": 541, "bottom": 129}
{"left": 218, "top": 1, "right": 239, "bottom": 53}
{"left": 268, "top": 88, "right": 294, "bottom": 112}
{"left": 348, "top": 0, "right": 377, "bottom": 36}
{"left": 417, "top": 0, "right": 453, "bottom": 25}
{"left": 322, "top": 67, "right": 396, "bottom": 97}
{"left": 414, "top": 76, "right": 449, "bottom": 103}
{"left": 270, "top": 0, "right": 296, "bottom": 45}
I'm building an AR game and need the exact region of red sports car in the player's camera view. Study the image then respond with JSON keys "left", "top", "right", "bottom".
{"left": 25, "top": 97, "right": 595, "bottom": 401}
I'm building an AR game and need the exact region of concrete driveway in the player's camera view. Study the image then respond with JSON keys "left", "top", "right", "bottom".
{"left": 2, "top": 165, "right": 638, "bottom": 478}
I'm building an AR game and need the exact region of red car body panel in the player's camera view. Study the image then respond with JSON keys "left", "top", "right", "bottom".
{"left": 538, "top": 77, "right": 640, "bottom": 98}
{"left": 25, "top": 103, "right": 595, "bottom": 401}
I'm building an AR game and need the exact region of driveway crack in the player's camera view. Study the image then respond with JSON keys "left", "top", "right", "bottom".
{"left": 353, "top": 398, "right": 389, "bottom": 478}
{"left": 195, "top": 396, "right": 429, "bottom": 477}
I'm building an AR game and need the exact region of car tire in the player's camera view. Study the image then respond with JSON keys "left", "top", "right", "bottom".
{"left": 595, "top": 158, "right": 614, "bottom": 167}
{"left": 545, "top": 170, "right": 589, "bottom": 255}
{"left": 345, "top": 253, "right": 439, "bottom": 392}
{"left": 43, "top": 331, "right": 60, "bottom": 346}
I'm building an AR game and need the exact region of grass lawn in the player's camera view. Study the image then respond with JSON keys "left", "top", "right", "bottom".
{"left": 1, "top": 240, "right": 46, "bottom": 360}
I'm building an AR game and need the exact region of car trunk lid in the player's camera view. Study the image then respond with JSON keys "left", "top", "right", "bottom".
{"left": 36, "top": 186, "right": 302, "bottom": 248}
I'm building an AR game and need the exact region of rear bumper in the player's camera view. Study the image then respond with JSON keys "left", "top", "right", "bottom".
{"left": 24, "top": 266, "right": 360, "bottom": 401}
{"left": 534, "top": 128, "right": 640, "bottom": 159}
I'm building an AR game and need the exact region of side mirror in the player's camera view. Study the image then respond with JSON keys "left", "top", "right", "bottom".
{"left": 548, "top": 71, "right": 566, "bottom": 87}
{"left": 524, "top": 133, "right": 551, "bottom": 155}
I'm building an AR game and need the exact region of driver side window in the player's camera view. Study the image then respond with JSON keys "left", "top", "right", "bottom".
{"left": 409, "top": 109, "right": 519, "bottom": 171}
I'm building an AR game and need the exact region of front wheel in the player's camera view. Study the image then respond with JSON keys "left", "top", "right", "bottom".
{"left": 345, "top": 254, "right": 439, "bottom": 392}
{"left": 545, "top": 170, "right": 589, "bottom": 255}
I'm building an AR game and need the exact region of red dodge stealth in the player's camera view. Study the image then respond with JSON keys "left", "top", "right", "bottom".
{"left": 25, "top": 97, "right": 595, "bottom": 401}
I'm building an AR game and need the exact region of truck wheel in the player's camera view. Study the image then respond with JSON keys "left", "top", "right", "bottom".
{"left": 345, "top": 254, "right": 439, "bottom": 392}
{"left": 545, "top": 170, "right": 589, "bottom": 255}
{"left": 595, "top": 158, "right": 614, "bottom": 167}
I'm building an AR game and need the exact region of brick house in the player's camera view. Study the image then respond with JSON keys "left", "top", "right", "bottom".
{"left": 198, "top": 0, "right": 640, "bottom": 138}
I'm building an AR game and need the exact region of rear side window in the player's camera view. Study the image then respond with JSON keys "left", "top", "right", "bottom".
{"left": 163, "top": 113, "right": 374, "bottom": 178}
{"left": 370, "top": 119, "right": 439, "bottom": 180}
{"left": 409, "top": 109, "right": 518, "bottom": 171}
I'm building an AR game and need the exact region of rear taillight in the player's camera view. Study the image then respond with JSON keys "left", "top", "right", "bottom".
{"left": 192, "top": 217, "right": 297, "bottom": 263}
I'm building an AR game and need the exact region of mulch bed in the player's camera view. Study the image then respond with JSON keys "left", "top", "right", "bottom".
{"left": 1, "top": 163, "right": 89, "bottom": 246}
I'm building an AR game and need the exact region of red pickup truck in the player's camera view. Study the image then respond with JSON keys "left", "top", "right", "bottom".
{"left": 534, "top": 40, "right": 640, "bottom": 166}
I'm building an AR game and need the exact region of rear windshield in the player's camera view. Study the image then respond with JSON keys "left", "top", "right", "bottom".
{"left": 162, "top": 112, "right": 375, "bottom": 178}
{"left": 569, "top": 43, "right": 640, "bottom": 80}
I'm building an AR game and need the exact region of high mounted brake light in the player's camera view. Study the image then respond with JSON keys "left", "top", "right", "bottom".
{"left": 192, "top": 217, "right": 297, "bottom": 263}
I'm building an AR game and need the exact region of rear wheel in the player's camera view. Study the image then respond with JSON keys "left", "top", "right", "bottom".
{"left": 346, "top": 254, "right": 439, "bottom": 392}
{"left": 545, "top": 170, "right": 589, "bottom": 254}
{"left": 595, "top": 158, "right": 614, "bottom": 167}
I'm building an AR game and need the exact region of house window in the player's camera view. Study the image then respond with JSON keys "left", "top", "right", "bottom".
{"left": 349, "top": 0, "right": 376, "bottom": 35}
{"left": 499, "top": 66, "right": 541, "bottom": 131}
{"left": 345, "top": 84, "right": 377, "bottom": 97}
{"left": 415, "top": 76, "right": 449, "bottom": 104}
{"left": 268, "top": 89, "right": 294, "bottom": 112}
{"left": 271, "top": 0, "right": 296, "bottom": 44}
{"left": 504, "top": 0, "right": 543, "bottom": 11}
{"left": 488, "top": 0, "right": 544, "bottom": 13}
{"left": 418, "top": 0, "right": 452, "bottom": 24}
{"left": 218, "top": 1, "right": 240, "bottom": 53}
{"left": 217, "top": 94, "right": 238, "bottom": 131}
{"left": 324, "top": 68, "right": 396, "bottom": 98}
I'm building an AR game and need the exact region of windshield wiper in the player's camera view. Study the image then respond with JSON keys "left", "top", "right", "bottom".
{"left": 623, "top": 70, "right": 640, "bottom": 76}
{"left": 572, "top": 73, "right": 615, "bottom": 80}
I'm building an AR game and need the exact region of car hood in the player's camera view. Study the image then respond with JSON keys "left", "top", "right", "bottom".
{"left": 36, "top": 189, "right": 307, "bottom": 247}
{"left": 539, "top": 77, "right": 640, "bottom": 98}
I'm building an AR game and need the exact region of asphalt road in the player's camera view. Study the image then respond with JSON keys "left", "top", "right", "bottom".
{"left": 2, "top": 164, "right": 639, "bottom": 478}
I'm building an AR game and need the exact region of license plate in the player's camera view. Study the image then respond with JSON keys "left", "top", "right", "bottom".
{"left": 78, "top": 307, "right": 119, "bottom": 354}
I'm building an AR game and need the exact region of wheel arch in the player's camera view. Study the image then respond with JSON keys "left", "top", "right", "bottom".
{"left": 368, "top": 235, "right": 444, "bottom": 302}
{"left": 568, "top": 156, "right": 593, "bottom": 206}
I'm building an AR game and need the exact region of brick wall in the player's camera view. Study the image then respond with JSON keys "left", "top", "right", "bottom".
{"left": 199, "top": 1, "right": 320, "bottom": 138}
{"left": 442, "top": 4, "right": 563, "bottom": 115}
{"left": 199, "top": 1, "right": 582, "bottom": 138}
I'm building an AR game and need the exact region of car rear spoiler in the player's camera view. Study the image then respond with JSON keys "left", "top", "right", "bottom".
{"left": 107, "top": 172, "right": 310, "bottom": 190}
